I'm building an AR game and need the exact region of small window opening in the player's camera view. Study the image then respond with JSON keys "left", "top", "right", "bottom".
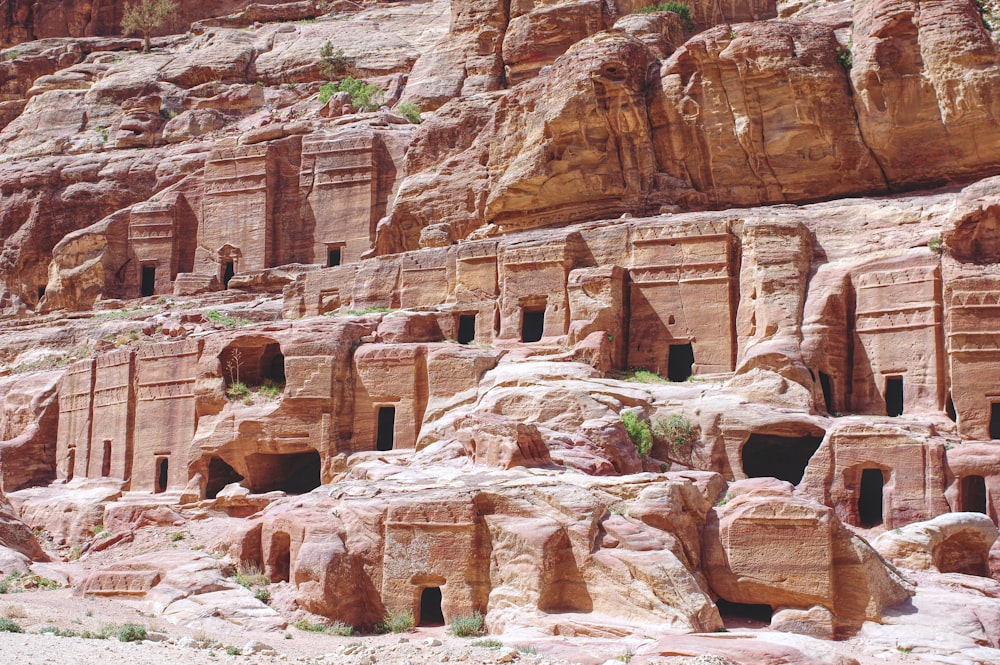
{"left": 223, "top": 261, "right": 235, "bottom": 289}
{"left": 141, "top": 265, "right": 156, "bottom": 297}
{"left": 858, "top": 468, "right": 884, "bottom": 527}
{"left": 961, "top": 475, "right": 988, "bottom": 514}
{"left": 667, "top": 343, "right": 695, "bottom": 382}
{"left": 269, "top": 531, "right": 291, "bottom": 583}
{"left": 155, "top": 457, "right": 169, "bottom": 493}
{"left": 419, "top": 587, "right": 445, "bottom": 626}
{"left": 377, "top": 406, "right": 396, "bottom": 452}
{"left": 457, "top": 315, "right": 476, "bottom": 345}
{"left": 885, "top": 376, "right": 904, "bottom": 417}
{"left": 101, "top": 439, "right": 112, "bottom": 477}
{"left": 819, "top": 372, "right": 834, "bottom": 413}
{"left": 990, "top": 403, "right": 1000, "bottom": 440}
{"left": 521, "top": 308, "right": 545, "bottom": 343}
{"left": 328, "top": 248, "right": 342, "bottom": 267}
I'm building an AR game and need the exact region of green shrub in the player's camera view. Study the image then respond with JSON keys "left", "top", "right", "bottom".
{"left": 653, "top": 414, "right": 695, "bottom": 452}
{"left": 257, "top": 380, "right": 283, "bottom": 400}
{"left": 3, "top": 50, "right": 20, "bottom": 61}
{"left": 928, "top": 236, "right": 944, "bottom": 254}
{"left": 636, "top": 2, "right": 694, "bottom": 30}
{"left": 253, "top": 587, "right": 271, "bottom": 604}
{"left": 169, "top": 531, "right": 184, "bottom": 542}
{"left": 293, "top": 618, "right": 326, "bottom": 632}
{"left": 39, "top": 627, "right": 78, "bottom": 637}
{"left": 395, "top": 102, "right": 422, "bottom": 124}
{"left": 621, "top": 411, "right": 653, "bottom": 456}
{"left": 205, "top": 310, "right": 250, "bottom": 329}
{"left": 226, "top": 645, "right": 241, "bottom": 655}
{"left": 0, "top": 618, "right": 22, "bottom": 633}
{"left": 116, "top": 623, "right": 147, "bottom": 642}
{"left": 376, "top": 609, "right": 414, "bottom": 633}
{"left": 226, "top": 381, "right": 251, "bottom": 402}
{"left": 450, "top": 611, "right": 484, "bottom": 637}
{"left": 472, "top": 638, "right": 504, "bottom": 648}
{"left": 318, "top": 81, "right": 337, "bottom": 105}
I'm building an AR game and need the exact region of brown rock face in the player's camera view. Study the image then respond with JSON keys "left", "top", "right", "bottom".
{"left": 650, "top": 21, "right": 887, "bottom": 208}
{"left": 0, "top": 0, "right": 288, "bottom": 47}
{"left": 851, "top": 0, "right": 1000, "bottom": 187}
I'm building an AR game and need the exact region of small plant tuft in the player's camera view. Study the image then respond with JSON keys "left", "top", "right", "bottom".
{"left": 621, "top": 411, "right": 653, "bottom": 456}
{"left": 319, "top": 41, "right": 353, "bottom": 79}
{"left": 653, "top": 414, "right": 695, "bottom": 452}
{"left": 395, "top": 102, "right": 422, "bottom": 124}
{"left": 293, "top": 618, "right": 327, "bottom": 632}
{"left": 472, "top": 638, "right": 504, "bottom": 648}
{"left": 835, "top": 37, "right": 853, "bottom": 70}
{"left": 376, "top": 609, "right": 415, "bottom": 634}
{"left": 636, "top": 2, "right": 694, "bottom": 30}
{"left": 450, "top": 611, "right": 485, "bottom": 637}
{"left": 615, "top": 368, "right": 668, "bottom": 384}
{"left": 226, "top": 645, "right": 242, "bottom": 655}
{"left": 231, "top": 562, "right": 268, "bottom": 589}
{"left": 327, "top": 621, "right": 354, "bottom": 636}
{"left": 928, "top": 235, "right": 945, "bottom": 254}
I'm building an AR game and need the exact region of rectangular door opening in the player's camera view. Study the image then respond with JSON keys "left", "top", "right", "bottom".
{"left": 457, "top": 315, "right": 476, "bottom": 345}
{"left": 377, "top": 406, "right": 396, "bottom": 452}
{"left": 990, "top": 403, "right": 1000, "bottom": 439}
{"left": 667, "top": 343, "right": 695, "bottom": 382}
{"left": 327, "top": 248, "right": 342, "bottom": 267}
{"left": 141, "top": 265, "right": 156, "bottom": 297}
{"left": 521, "top": 308, "right": 545, "bottom": 343}
{"left": 858, "top": 468, "right": 885, "bottom": 527}
{"left": 155, "top": 457, "right": 169, "bottom": 493}
{"left": 961, "top": 475, "right": 988, "bottom": 514}
{"left": 223, "top": 261, "right": 235, "bottom": 289}
{"left": 885, "top": 376, "right": 904, "bottom": 417}
{"left": 419, "top": 587, "right": 445, "bottom": 626}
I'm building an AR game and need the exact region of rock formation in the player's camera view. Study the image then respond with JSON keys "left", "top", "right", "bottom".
{"left": 0, "top": 0, "right": 996, "bottom": 663}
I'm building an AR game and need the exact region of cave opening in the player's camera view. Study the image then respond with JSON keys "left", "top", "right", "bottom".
{"left": 223, "top": 261, "right": 235, "bottom": 289}
{"left": 205, "top": 456, "right": 245, "bottom": 499}
{"left": 141, "top": 265, "right": 156, "bottom": 297}
{"left": 740, "top": 433, "right": 824, "bottom": 485}
{"left": 419, "top": 587, "right": 444, "bottom": 626}
{"left": 155, "top": 457, "right": 169, "bottom": 493}
{"left": 715, "top": 598, "right": 773, "bottom": 627}
{"left": 245, "top": 451, "right": 320, "bottom": 494}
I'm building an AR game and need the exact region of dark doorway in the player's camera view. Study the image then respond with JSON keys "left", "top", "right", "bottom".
{"left": 521, "top": 308, "right": 545, "bottom": 343}
{"left": 223, "top": 261, "right": 235, "bottom": 289}
{"left": 715, "top": 598, "right": 773, "bottom": 627}
{"left": 961, "top": 475, "right": 988, "bottom": 514}
{"left": 885, "top": 376, "right": 904, "bottom": 417}
{"left": 261, "top": 344, "right": 286, "bottom": 385}
{"left": 377, "top": 407, "right": 396, "bottom": 451}
{"left": 741, "top": 433, "right": 824, "bottom": 485}
{"left": 244, "top": 451, "right": 320, "bottom": 494}
{"left": 206, "top": 456, "right": 245, "bottom": 499}
{"left": 66, "top": 449, "right": 75, "bottom": 482}
{"left": 457, "top": 315, "right": 476, "bottom": 345}
{"left": 946, "top": 394, "right": 957, "bottom": 422}
{"left": 328, "top": 248, "right": 342, "bottom": 267}
{"left": 667, "top": 343, "right": 695, "bottom": 382}
{"left": 270, "top": 531, "right": 291, "bottom": 583}
{"left": 155, "top": 457, "right": 169, "bottom": 493}
{"left": 101, "top": 439, "right": 112, "bottom": 477}
{"left": 37, "top": 286, "right": 45, "bottom": 300}
{"left": 419, "top": 587, "right": 445, "bottom": 626}
{"left": 141, "top": 265, "right": 156, "bottom": 297}
{"left": 990, "top": 404, "right": 1000, "bottom": 440}
{"left": 858, "top": 468, "right": 884, "bottom": 526}
{"left": 819, "top": 372, "right": 834, "bottom": 413}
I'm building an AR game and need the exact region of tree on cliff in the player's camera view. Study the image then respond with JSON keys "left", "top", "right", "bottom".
{"left": 121, "top": 0, "right": 177, "bottom": 53}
